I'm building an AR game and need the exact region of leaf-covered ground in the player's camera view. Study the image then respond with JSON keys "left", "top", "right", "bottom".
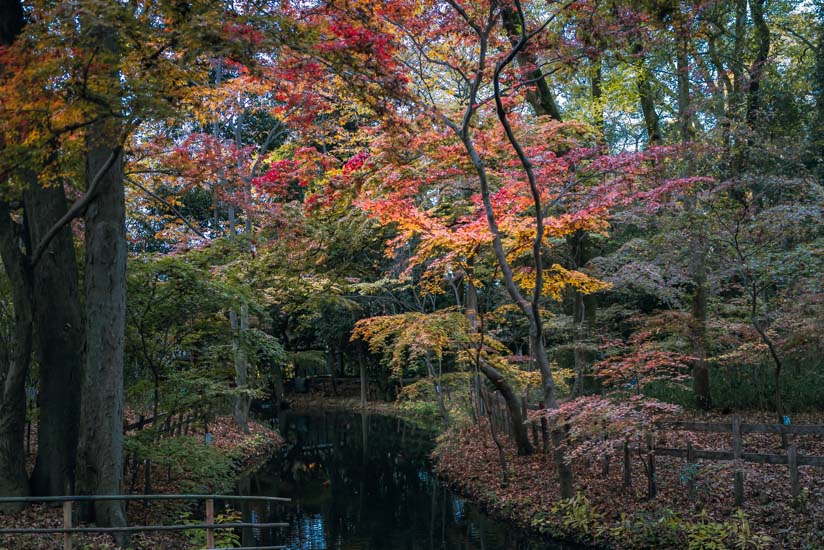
{"left": 0, "top": 416, "right": 282, "bottom": 550}
{"left": 433, "top": 412, "right": 824, "bottom": 549}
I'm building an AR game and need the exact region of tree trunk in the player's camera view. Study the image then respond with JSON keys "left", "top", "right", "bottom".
{"left": 746, "top": 0, "right": 770, "bottom": 127}
{"left": 272, "top": 363, "right": 285, "bottom": 408}
{"left": 27, "top": 181, "right": 83, "bottom": 497}
{"left": 478, "top": 360, "right": 533, "bottom": 455}
{"left": 0, "top": 0, "right": 23, "bottom": 46}
{"left": 568, "top": 230, "right": 594, "bottom": 398}
{"left": 676, "top": 35, "right": 695, "bottom": 142}
{"left": 675, "top": 27, "right": 712, "bottom": 409}
{"left": 231, "top": 305, "right": 251, "bottom": 433}
{"left": 0, "top": 201, "right": 33, "bottom": 512}
{"left": 425, "top": 356, "right": 449, "bottom": 426}
{"left": 500, "top": 5, "right": 562, "bottom": 121}
{"left": 571, "top": 291, "right": 587, "bottom": 398}
{"left": 75, "top": 120, "right": 129, "bottom": 542}
{"left": 633, "top": 44, "right": 661, "bottom": 146}
{"left": 591, "top": 55, "right": 605, "bottom": 139}
{"left": 814, "top": 3, "right": 824, "bottom": 179}
{"left": 690, "top": 252, "right": 711, "bottom": 409}
{"left": 0, "top": 0, "right": 31, "bottom": 513}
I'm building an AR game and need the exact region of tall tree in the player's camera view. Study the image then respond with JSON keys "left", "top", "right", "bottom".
{"left": 73, "top": 21, "right": 129, "bottom": 537}
{"left": 0, "top": 0, "right": 31, "bottom": 510}
{"left": 27, "top": 181, "right": 83, "bottom": 496}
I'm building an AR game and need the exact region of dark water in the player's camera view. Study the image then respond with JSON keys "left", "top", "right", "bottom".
{"left": 233, "top": 411, "right": 581, "bottom": 550}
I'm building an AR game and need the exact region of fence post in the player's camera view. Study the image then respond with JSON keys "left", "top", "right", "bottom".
{"left": 63, "top": 500, "right": 72, "bottom": 550}
{"left": 788, "top": 444, "right": 800, "bottom": 499}
{"left": 622, "top": 440, "right": 631, "bottom": 487}
{"left": 734, "top": 470, "right": 745, "bottom": 507}
{"left": 732, "top": 415, "right": 742, "bottom": 459}
{"left": 646, "top": 432, "right": 656, "bottom": 499}
{"left": 732, "top": 415, "right": 745, "bottom": 506}
{"left": 686, "top": 441, "right": 696, "bottom": 499}
{"left": 601, "top": 434, "right": 610, "bottom": 477}
{"left": 205, "top": 497, "right": 215, "bottom": 548}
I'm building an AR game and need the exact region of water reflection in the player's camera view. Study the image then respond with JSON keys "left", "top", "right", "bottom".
{"left": 237, "top": 411, "right": 582, "bottom": 550}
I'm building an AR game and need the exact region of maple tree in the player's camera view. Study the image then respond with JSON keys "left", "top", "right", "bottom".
{"left": 0, "top": 0, "right": 822, "bottom": 546}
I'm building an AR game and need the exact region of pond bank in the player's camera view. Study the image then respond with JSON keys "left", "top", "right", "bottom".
{"left": 434, "top": 415, "right": 824, "bottom": 549}
{"left": 0, "top": 416, "right": 283, "bottom": 550}
{"left": 289, "top": 394, "right": 822, "bottom": 548}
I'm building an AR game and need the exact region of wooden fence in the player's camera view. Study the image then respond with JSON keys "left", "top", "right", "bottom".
{"left": 622, "top": 416, "right": 824, "bottom": 504}
{"left": 474, "top": 390, "right": 824, "bottom": 505}
{"left": 0, "top": 494, "right": 290, "bottom": 550}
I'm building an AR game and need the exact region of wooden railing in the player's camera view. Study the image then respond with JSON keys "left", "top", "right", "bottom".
{"left": 624, "top": 416, "right": 824, "bottom": 504}
{"left": 0, "top": 494, "right": 290, "bottom": 550}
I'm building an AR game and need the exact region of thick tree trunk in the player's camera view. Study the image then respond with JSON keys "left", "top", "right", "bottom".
{"left": 0, "top": 0, "right": 23, "bottom": 45}
{"left": 591, "top": 56, "right": 605, "bottom": 139}
{"left": 633, "top": 44, "right": 661, "bottom": 146}
{"left": 27, "top": 181, "right": 83, "bottom": 496}
{"left": 231, "top": 305, "right": 251, "bottom": 433}
{"left": 568, "top": 228, "right": 595, "bottom": 399}
{"left": 75, "top": 129, "right": 129, "bottom": 541}
{"left": 500, "top": 6, "right": 562, "bottom": 121}
{"left": 272, "top": 363, "right": 285, "bottom": 408}
{"left": 571, "top": 291, "right": 587, "bottom": 398}
{"left": 0, "top": 202, "right": 33, "bottom": 512}
{"left": 690, "top": 252, "right": 711, "bottom": 409}
{"left": 478, "top": 361, "right": 533, "bottom": 455}
{"left": 814, "top": 4, "right": 824, "bottom": 179}
{"left": 0, "top": 0, "right": 30, "bottom": 513}
{"left": 746, "top": 0, "right": 770, "bottom": 127}
{"left": 676, "top": 36, "right": 695, "bottom": 142}
{"left": 675, "top": 29, "right": 712, "bottom": 409}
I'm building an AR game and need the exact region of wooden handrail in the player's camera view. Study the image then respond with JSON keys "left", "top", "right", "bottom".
{"left": 656, "top": 420, "right": 824, "bottom": 436}
{"left": 0, "top": 493, "right": 291, "bottom": 550}
{"left": 620, "top": 415, "right": 824, "bottom": 504}
{"left": 0, "top": 493, "right": 290, "bottom": 503}
{"left": 0, "top": 522, "right": 288, "bottom": 534}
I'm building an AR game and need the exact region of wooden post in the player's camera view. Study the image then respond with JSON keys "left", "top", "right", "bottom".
{"left": 623, "top": 440, "right": 631, "bottom": 487}
{"left": 646, "top": 432, "right": 656, "bottom": 499}
{"left": 601, "top": 435, "right": 610, "bottom": 477}
{"left": 205, "top": 497, "right": 215, "bottom": 549}
{"left": 732, "top": 416, "right": 745, "bottom": 506}
{"left": 788, "top": 444, "right": 800, "bottom": 499}
{"left": 63, "top": 500, "right": 72, "bottom": 550}
{"left": 734, "top": 470, "right": 745, "bottom": 507}
{"left": 732, "top": 415, "right": 742, "bottom": 459}
{"left": 686, "top": 441, "right": 696, "bottom": 499}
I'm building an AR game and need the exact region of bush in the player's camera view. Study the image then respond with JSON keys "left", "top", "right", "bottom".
{"left": 125, "top": 435, "right": 236, "bottom": 493}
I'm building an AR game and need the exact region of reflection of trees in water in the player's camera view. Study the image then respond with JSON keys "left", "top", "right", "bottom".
{"left": 238, "top": 412, "right": 576, "bottom": 550}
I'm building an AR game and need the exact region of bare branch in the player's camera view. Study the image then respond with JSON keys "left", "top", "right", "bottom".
{"left": 125, "top": 177, "right": 208, "bottom": 240}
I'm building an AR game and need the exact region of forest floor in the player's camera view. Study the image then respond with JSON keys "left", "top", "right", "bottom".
{"left": 0, "top": 416, "right": 283, "bottom": 550}
{"left": 433, "top": 411, "right": 824, "bottom": 549}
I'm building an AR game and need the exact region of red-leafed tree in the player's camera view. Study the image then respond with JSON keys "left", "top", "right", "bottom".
{"left": 279, "top": 2, "right": 704, "bottom": 496}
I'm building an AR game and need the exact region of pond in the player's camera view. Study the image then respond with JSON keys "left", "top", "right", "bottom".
{"left": 232, "top": 411, "right": 584, "bottom": 550}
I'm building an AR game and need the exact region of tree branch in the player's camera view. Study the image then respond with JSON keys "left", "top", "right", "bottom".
{"left": 125, "top": 177, "right": 208, "bottom": 240}
{"left": 30, "top": 146, "right": 121, "bottom": 266}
